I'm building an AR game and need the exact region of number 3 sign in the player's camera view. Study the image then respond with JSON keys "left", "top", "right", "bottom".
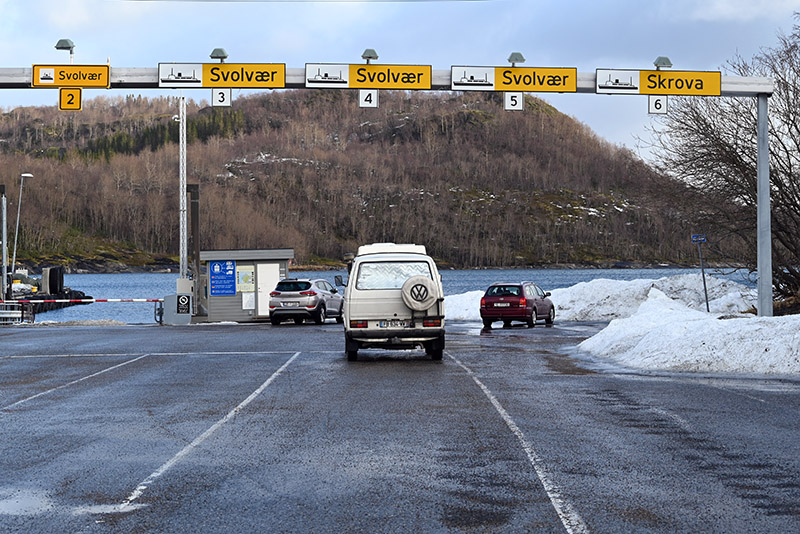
{"left": 212, "top": 88, "right": 232, "bottom": 107}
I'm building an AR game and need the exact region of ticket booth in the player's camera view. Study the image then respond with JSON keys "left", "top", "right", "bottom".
{"left": 198, "top": 249, "right": 294, "bottom": 323}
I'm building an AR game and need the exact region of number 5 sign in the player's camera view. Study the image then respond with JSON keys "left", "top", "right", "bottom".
{"left": 212, "top": 88, "right": 232, "bottom": 107}
{"left": 504, "top": 92, "right": 524, "bottom": 111}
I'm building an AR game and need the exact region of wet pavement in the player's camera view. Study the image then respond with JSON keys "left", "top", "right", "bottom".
{"left": 0, "top": 320, "right": 798, "bottom": 532}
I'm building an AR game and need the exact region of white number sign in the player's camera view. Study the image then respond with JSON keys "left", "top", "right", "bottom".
{"left": 359, "top": 89, "right": 379, "bottom": 108}
{"left": 648, "top": 95, "right": 667, "bottom": 114}
{"left": 212, "top": 88, "right": 232, "bottom": 107}
{"left": 504, "top": 92, "right": 524, "bottom": 111}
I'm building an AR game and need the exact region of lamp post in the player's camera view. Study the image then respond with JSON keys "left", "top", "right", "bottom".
{"left": 1, "top": 184, "right": 7, "bottom": 300}
{"left": 361, "top": 48, "right": 378, "bottom": 64}
{"left": 210, "top": 48, "right": 228, "bottom": 63}
{"left": 55, "top": 39, "right": 75, "bottom": 64}
{"left": 507, "top": 52, "right": 526, "bottom": 67}
{"left": 11, "top": 173, "right": 33, "bottom": 277}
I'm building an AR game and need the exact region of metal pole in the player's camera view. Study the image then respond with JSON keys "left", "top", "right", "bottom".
{"left": 11, "top": 174, "right": 25, "bottom": 274}
{"left": 1, "top": 185, "right": 7, "bottom": 300}
{"left": 756, "top": 93, "right": 773, "bottom": 317}
{"left": 697, "top": 242, "right": 710, "bottom": 312}
{"left": 188, "top": 183, "right": 200, "bottom": 314}
{"left": 179, "top": 94, "right": 188, "bottom": 280}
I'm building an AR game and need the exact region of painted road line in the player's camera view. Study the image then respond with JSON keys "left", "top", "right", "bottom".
{"left": 0, "top": 350, "right": 297, "bottom": 364}
{"left": 112, "top": 351, "right": 301, "bottom": 513}
{"left": 1, "top": 354, "right": 151, "bottom": 411}
{"left": 447, "top": 352, "right": 589, "bottom": 534}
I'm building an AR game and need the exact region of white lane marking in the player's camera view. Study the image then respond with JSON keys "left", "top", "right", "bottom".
{"left": 111, "top": 351, "right": 301, "bottom": 513}
{"left": 447, "top": 352, "right": 589, "bottom": 534}
{"left": 3, "top": 351, "right": 297, "bottom": 360}
{"left": 1, "top": 355, "right": 150, "bottom": 411}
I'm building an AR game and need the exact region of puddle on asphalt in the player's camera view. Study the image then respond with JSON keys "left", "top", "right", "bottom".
{"left": 0, "top": 489, "right": 54, "bottom": 516}
{"left": 543, "top": 353, "right": 597, "bottom": 375}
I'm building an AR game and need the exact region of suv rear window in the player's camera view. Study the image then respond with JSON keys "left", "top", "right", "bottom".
{"left": 275, "top": 281, "right": 312, "bottom": 291}
{"left": 356, "top": 261, "right": 432, "bottom": 290}
{"left": 486, "top": 285, "right": 522, "bottom": 297}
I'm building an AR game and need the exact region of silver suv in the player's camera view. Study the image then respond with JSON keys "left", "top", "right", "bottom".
{"left": 269, "top": 278, "right": 344, "bottom": 325}
{"left": 339, "top": 243, "right": 445, "bottom": 361}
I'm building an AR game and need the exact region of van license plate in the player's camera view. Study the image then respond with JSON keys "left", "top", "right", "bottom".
{"left": 380, "top": 319, "right": 408, "bottom": 328}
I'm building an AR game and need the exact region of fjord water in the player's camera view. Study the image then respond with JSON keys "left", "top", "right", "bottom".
{"left": 38, "top": 268, "right": 755, "bottom": 325}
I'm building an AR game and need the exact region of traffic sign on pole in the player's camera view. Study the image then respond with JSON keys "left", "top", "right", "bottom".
{"left": 59, "top": 87, "right": 82, "bottom": 110}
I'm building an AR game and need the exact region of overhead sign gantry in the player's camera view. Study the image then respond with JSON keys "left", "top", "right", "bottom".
{"left": 0, "top": 53, "right": 776, "bottom": 316}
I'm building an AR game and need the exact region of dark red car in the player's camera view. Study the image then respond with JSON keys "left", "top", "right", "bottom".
{"left": 480, "top": 282, "right": 555, "bottom": 328}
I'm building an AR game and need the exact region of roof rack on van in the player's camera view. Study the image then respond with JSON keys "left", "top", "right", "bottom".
{"left": 356, "top": 243, "right": 427, "bottom": 256}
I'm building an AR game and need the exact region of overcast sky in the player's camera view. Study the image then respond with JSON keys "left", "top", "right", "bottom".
{"left": 1, "top": 0, "right": 798, "bottom": 160}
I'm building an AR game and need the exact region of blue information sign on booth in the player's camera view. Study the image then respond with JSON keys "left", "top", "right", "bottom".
{"left": 209, "top": 260, "right": 236, "bottom": 296}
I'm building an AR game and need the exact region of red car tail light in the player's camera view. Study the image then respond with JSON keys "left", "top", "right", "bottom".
{"left": 350, "top": 320, "right": 368, "bottom": 328}
{"left": 480, "top": 297, "right": 486, "bottom": 307}
{"left": 423, "top": 318, "right": 441, "bottom": 327}
{"left": 270, "top": 291, "right": 280, "bottom": 297}
{"left": 519, "top": 297, "right": 527, "bottom": 307}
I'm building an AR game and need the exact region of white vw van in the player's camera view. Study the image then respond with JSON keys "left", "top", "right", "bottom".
{"left": 339, "top": 243, "right": 445, "bottom": 361}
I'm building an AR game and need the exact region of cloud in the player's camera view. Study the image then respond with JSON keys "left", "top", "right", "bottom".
{"left": 682, "top": 0, "right": 800, "bottom": 22}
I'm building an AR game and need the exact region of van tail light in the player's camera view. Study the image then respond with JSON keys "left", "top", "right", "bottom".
{"left": 350, "top": 320, "right": 368, "bottom": 328}
{"left": 519, "top": 297, "right": 527, "bottom": 307}
{"left": 300, "top": 290, "right": 317, "bottom": 296}
{"left": 480, "top": 297, "right": 486, "bottom": 307}
{"left": 270, "top": 291, "right": 280, "bottom": 297}
{"left": 423, "top": 318, "right": 441, "bottom": 327}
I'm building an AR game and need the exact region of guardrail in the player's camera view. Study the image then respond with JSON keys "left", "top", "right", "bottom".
{"left": 0, "top": 302, "right": 25, "bottom": 324}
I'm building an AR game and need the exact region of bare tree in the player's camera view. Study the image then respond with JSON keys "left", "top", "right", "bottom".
{"left": 651, "top": 18, "right": 800, "bottom": 298}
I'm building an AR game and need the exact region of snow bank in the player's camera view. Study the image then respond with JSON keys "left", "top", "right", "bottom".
{"left": 445, "top": 273, "right": 800, "bottom": 375}
{"left": 579, "top": 288, "right": 800, "bottom": 375}
{"left": 443, "top": 273, "right": 756, "bottom": 323}
{"left": 549, "top": 274, "right": 755, "bottom": 321}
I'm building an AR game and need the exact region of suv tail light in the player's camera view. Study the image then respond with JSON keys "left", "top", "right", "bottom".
{"left": 350, "top": 320, "right": 368, "bottom": 328}
{"left": 270, "top": 291, "right": 280, "bottom": 297}
{"left": 423, "top": 318, "right": 441, "bottom": 327}
{"left": 480, "top": 297, "right": 486, "bottom": 307}
{"left": 519, "top": 297, "right": 527, "bottom": 307}
{"left": 300, "top": 290, "right": 317, "bottom": 296}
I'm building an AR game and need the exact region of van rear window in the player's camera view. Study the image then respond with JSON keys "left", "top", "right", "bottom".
{"left": 356, "top": 262, "right": 432, "bottom": 290}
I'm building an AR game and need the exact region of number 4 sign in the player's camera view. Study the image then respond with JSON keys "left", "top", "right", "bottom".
{"left": 212, "top": 88, "right": 232, "bottom": 107}
{"left": 359, "top": 89, "right": 379, "bottom": 108}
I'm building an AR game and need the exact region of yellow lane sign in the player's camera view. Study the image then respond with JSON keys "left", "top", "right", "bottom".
{"left": 639, "top": 70, "right": 721, "bottom": 96}
{"left": 202, "top": 63, "right": 285, "bottom": 88}
{"left": 348, "top": 64, "right": 431, "bottom": 89}
{"left": 59, "top": 88, "right": 82, "bottom": 110}
{"left": 494, "top": 67, "right": 577, "bottom": 92}
{"left": 32, "top": 65, "right": 110, "bottom": 88}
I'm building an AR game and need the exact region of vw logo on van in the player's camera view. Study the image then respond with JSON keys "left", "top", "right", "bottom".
{"left": 410, "top": 284, "right": 429, "bottom": 302}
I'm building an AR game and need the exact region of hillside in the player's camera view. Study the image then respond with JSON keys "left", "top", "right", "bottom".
{"left": 0, "top": 90, "right": 740, "bottom": 270}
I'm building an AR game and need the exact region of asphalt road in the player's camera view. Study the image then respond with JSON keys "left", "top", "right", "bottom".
{"left": 0, "top": 319, "right": 798, "bottom": 533}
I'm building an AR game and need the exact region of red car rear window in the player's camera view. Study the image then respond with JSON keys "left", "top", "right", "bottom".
{"left": 486, "top": 285, "right": 522, "bottom": 297}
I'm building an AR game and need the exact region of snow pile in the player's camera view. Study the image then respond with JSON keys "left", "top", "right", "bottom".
{"left": 549, "top": 274, "right": 755, "bottom": 321}
{"left": 579, "top": 288, "right": 800, "bottom": 375}
{"left": 444, "top": 274, "right": 800, "bottom": 375}
{"left": 442, "top": 274, "right": 755, "bottom": 322}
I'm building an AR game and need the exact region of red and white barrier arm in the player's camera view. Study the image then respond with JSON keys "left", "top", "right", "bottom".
{"left": 5, "top": 298, "right": 164, "bottom": 304}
